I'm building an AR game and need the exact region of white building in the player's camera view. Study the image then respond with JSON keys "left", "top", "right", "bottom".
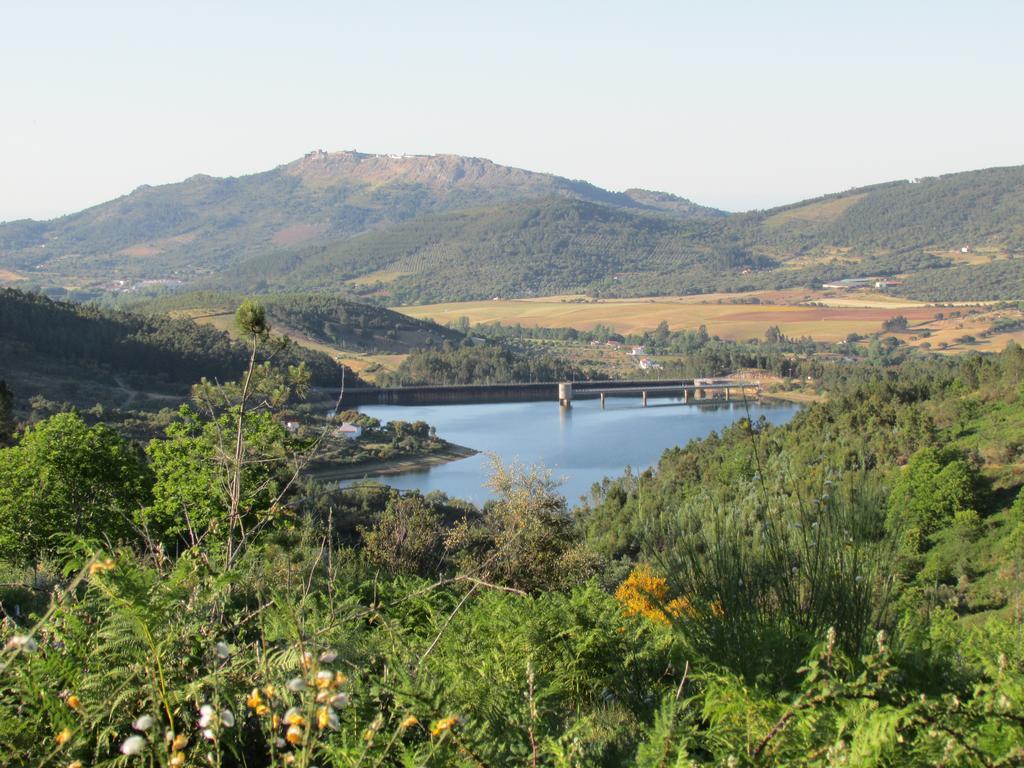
{"left": 334, "top": 423, "right": 362, "bottom": 440}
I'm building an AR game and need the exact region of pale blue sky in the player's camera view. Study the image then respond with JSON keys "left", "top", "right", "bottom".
{"left": 2, "top": 0, "right": 1022, "bottom": 221}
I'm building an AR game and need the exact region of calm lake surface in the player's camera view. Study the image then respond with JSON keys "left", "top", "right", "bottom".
{"left": 354, "top": 397, "right": 800, "bottom": 505}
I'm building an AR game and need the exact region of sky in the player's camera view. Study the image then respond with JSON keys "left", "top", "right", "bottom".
{"left": 2, "top": 0, "right": 1023, "bottom": 221}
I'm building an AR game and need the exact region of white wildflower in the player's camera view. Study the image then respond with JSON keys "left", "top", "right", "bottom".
{"left": 132, "top": 714, "right": 155, "bottom": 731}
{"left": 198, "top": 704, "right": 215, "bottom": 728}
{"left": 121, "top": 735, "right": 146, "bottom": 755}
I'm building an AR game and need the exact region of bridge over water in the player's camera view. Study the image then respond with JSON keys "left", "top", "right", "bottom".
{"left": 557, "top": 380, "right": 757, "bottom": 407}
{"left": 334, "top": 379, "right": 760, "bottom": 408}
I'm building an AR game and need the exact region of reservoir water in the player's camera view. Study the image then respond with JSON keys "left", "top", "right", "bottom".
{"left": 353, "top": 397, "right": 800, "bottom": 505}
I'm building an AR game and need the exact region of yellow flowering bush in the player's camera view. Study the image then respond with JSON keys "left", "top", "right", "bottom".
{"left": 615, "top": 565, "right": 696, "bottom": 625}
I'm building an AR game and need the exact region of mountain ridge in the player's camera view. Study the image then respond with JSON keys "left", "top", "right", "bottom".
{"left": 2, "top": 153, "right": 1023, "bottom": 303}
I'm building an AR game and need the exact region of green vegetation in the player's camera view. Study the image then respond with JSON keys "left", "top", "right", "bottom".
{"left": 132, "top": 291, "right": 465, "bottom": 354}
{"left": 1, "top": 299, "right": 1023, "bottom": 765}
{"left": 0, "top": 412, "right": 151, "bottom": 566}
{"left": 376, "top": 340, "right": 603, "bottom": 386}
{"left": 6, "top": 152, "right": 1024, "bottom": 304}
{"left": 0, "top": 152, "right": 720, "bottom": 288}
{"left": 895, "top": 259, "right": 1024, "bottom": 301}
{"left": 304, "top": 412, "right": 455, "bottom": 476}
{"left": 0, "top": 289, "right": 359, "bottom": 414}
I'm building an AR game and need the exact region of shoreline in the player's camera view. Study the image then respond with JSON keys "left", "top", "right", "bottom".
{"left": 761, "top": 390, "right": 826, "bottom": 404}
{"left": 307, "top": 442, "right": 478, "bottom": 482}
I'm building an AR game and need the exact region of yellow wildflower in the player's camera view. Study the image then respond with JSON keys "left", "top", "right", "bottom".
{"left": 665, "top": 596, "right": 696, "bottom": 620}
{"left": 431, "top": 716, "right": 459, "bottom": 736}
{"left": 88, "top": 558, "right": 115, "bottom": 576}
{"left": 169, "top": 752, "right": 185, "bottom": 767}
{"left": 171, "top": 733, "right": 188, "bottom": 750}
{"left": 68, "top": 762, "right": 83, "bottom": 768}
{"left": 615, "top": 566, "right": 694, "bottom": 625}
{"left": 316, "top": 706, "right": 340, "bottom": 731}
{"left": 247, "top": 688, "right": 263, "bottom": 710}
{"left": 710, "top": 598, "right": 725, "bottom": 618}
{"left": 334, "top": 671, "right": 347, "bottom": 686}
{"left": 66, "top": 695, "right": 81, "bottom": 711}
{"left": 263, "top": 684, "right": 276, "bottom": 698}
{"left": 283, "top": 707, "right": 305, "bottom": 726}
{"left": 285, "top": 724, "right": 303, "bottom": 745}
{"left": 56, "top": 728, "right": 72, "bottom": 746}
{"left": 314, "top": 670, "right": 334, "bottom": 689}
{"left": 399, "top": 714, "right": 419, "bottom": 731}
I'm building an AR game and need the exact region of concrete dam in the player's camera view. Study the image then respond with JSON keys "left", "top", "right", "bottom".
{"left": 336, "top": 379, "right": 759, "bottom": 407}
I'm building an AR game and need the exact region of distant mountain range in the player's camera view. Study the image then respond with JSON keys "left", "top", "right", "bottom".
{"left": 2, "top": 152, "right": 1023, "bottom": 302}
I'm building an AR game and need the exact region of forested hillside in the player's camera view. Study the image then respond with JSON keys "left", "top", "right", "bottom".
{"left": 192, "top": 162, "right": 1024, "bottom": 302}
{"left": 0, "top": 289, "right": 357, "bottom": 412}
{"left": 0, "top": 151, "right": 721, "bottom": 279}
{"left": 134, "top": 291, "right": 464, "bottom": 354}
{"left": 3, "top": 154, "right": 1024, "bottom": 303}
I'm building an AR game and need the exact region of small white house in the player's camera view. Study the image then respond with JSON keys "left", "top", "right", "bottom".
{"left": 334, "top": 423, "right": 362, "bottom": 440}
{"left": 629, "top": 346, "right": 646, "bottom": 356}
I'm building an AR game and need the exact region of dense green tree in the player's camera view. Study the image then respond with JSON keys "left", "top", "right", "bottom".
{"left": 887, "top": 447, "right": 984, "bottom": 552}
{"left": 141, "top": 407, "right": 289, "bottom": 550}
{"left": 0, "top": 412, "right": 151, "bottom": 565}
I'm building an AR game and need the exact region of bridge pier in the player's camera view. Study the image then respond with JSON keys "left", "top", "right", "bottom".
{"left": 642, "top": 391, "right": 648, "bottom": 407}
{"left": 600, "top": 392, "right": 606, "bottom": 409}
{"left": 558, "top": 382, "right": 573, "bottom": 407}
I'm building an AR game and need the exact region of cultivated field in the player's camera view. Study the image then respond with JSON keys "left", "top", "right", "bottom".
{"left": 398, "top": 291, "right": 951, "bottom": 342}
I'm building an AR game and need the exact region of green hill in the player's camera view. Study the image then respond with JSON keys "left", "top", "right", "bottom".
{"left": 0, "top": 288, "right": 359, "bottom": 413}
{"left": 133, "top": 291, "right": 465, "bottom": 354}
{"left": 0, "top": 151, "right": 721, "bottom": 282}
{"left": 3, "top": 153, "right": 1024, "bottom": 303}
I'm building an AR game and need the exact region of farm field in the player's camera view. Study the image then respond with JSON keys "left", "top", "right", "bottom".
{"left": 907, "top": 309, "right": 1024, "bottom": 354}
{"left": 398, "top": 292, "right": 951, "bottom": 342}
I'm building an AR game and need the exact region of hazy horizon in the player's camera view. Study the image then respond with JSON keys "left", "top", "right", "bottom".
{"left": 3, "top": 0, "right": 1023, "bottom": 222}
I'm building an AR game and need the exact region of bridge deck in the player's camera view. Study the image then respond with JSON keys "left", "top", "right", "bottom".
{"left": 573, "top": 382, "right": 751, "bottom": 395}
